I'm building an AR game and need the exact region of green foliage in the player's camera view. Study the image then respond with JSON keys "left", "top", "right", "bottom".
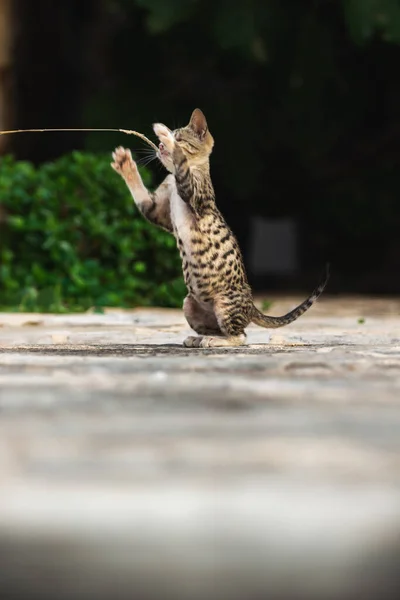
{"left": 343, "top": 0, "right": 400, "bottom": 45}
{"left": 134, "top": 0, "right": 197, "bottom": 33}
{"left": 261, "top": 299, "right": 272, "bottom": 312}
{"left": 131, "top": 0, "right": 400, "bottom": 50}
{"left": 0, "top": 152, "right": 185, "bottom": 312}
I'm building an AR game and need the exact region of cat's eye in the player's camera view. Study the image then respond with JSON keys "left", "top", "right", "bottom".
{"left": 173, "top": 130, "right": 197, "bottom": 153}
{"left": 182, "top": 143, "right": 196, "bottom": 154}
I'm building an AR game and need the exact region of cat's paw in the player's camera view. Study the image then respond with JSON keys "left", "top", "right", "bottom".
{"left": 111, "top": 147, "right": 138, "bottom": 180}
{"left": 183, "top": 335, "right": 245, "bottom": 348}
{"left": 183, "top": 336, "right": 200, "bottom": 348}
{"left": 183, "top": 336, "right": 215, "bottom": 348}
{"left": 153, "top": 123, "right": 174, "bottom": 153}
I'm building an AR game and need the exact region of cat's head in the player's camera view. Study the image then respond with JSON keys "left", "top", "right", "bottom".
{"left": 156, "top": 108, "right": 214, "bottom": 172}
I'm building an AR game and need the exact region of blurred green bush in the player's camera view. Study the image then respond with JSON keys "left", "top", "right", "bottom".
{"left": 0, "top": 152, "right": 185, "bottom": 312}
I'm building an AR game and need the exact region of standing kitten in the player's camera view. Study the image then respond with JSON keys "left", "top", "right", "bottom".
{"left": 111, "top": 109, "right": 328, "bottom": 347}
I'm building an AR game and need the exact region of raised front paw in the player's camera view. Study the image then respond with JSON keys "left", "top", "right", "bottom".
{"left": 111, "top": 147, "right": 138, "bottom": 181}
{"left": 153, "top": 123, "right": 175, "bottom": 153}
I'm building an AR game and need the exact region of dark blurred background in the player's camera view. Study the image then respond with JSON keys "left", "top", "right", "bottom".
{"left": 1, "top": 0, "right": 400, "bottom": 295}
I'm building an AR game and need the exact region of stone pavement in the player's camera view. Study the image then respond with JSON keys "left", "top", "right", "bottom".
{"left": 0, "top": 296, "right": 399, "bottom": 600}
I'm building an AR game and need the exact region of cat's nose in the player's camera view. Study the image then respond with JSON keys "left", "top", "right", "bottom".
{"left": 159, "top": 143, "right": 164, "bottom": 150}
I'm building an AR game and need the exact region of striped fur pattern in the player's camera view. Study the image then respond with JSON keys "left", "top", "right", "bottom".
{"left": 111, "top": 109, "right": 329, "bottom": 347}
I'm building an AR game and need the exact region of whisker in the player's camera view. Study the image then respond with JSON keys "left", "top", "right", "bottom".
{"left": 134, "top": 148, "right": 156, "bottom": 156}
{"left": 136, "top": 154, "right": 158, "bottom": 167}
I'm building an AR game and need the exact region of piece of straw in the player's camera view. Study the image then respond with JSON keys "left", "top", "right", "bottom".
{"left": 0, "top": 128, "right": 158, "bottom": 151}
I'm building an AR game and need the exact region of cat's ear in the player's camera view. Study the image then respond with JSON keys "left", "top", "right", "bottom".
{"left": 189, "top": 108, "right": 208, "bottom": 140}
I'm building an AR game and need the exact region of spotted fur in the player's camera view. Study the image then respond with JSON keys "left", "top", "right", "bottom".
{"left": 111, "top": 109, "right": 329, "bottom": 347}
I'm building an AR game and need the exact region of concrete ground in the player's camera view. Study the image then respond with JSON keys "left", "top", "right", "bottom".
{"left": 0, "top": 295, "right": 399, "bottom": 600}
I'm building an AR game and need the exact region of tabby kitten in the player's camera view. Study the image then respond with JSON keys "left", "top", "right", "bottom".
{"left": 111, "top": 108, "right": 328, "bottom": 347}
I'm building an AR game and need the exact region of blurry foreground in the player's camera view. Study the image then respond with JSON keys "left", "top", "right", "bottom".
{"left": 0, "top": 297, "right": 400, "bottom": 600}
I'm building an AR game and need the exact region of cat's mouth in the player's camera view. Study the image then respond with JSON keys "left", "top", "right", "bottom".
{"left": 157, "top": 142, "right": 174, "bottom": 172}
{"left": 158, "top": 142, "right": 170, "bottom": 158}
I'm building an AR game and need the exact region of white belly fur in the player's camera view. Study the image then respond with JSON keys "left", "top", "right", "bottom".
{"left": 169, "top": 183, "right": 193, "bottom": 253}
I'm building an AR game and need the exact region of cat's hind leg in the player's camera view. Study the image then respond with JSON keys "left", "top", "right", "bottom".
{"left": 183, "top": 296, "right": 224, "bottom": 347}
{"left": 183, "top": 295, "right": 249, "bottom": 348}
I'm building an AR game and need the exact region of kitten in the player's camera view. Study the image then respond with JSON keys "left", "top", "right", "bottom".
{"left": 111, "top": 108, "right": 328, "bottom": 347}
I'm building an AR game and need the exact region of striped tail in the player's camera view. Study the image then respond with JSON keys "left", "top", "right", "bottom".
{"left": 251, "top": 264, "right": 330, "bottom": 329}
